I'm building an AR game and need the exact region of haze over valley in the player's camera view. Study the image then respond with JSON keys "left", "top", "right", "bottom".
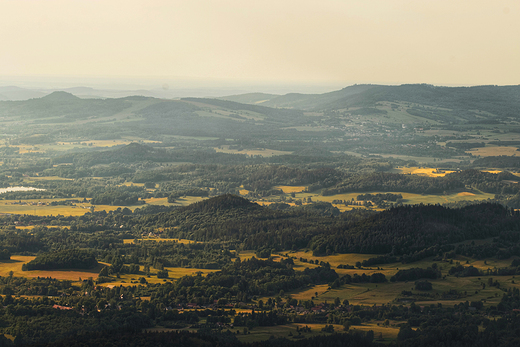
{"left": 0, "top": 1, "right": 519, "bottom": 346}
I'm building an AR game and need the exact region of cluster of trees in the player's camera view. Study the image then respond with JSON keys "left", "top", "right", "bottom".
{"left": 90, "top": 189, "right": 143, "bottom": 206}
{"left": 22, "top": 249, "right": 98, "bottom": 271}
{"left": 309, "top": 203, "right": 520, "bottom": 256}
{"left": 356, "top": 193, "right": 403, "bottom": 202}
{"left": 0, "top": 249, "right": 10, "bottom": 260}
{"left": 390, "top": 266, "right": 441, "bottom": 282}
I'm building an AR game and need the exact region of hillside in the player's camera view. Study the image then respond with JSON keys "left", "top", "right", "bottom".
{"left": 225, "top": 84, "right": 520, "bottom": 122}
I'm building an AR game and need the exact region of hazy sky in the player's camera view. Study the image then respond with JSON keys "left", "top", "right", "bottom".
{"left": 1, "top": 0, "right": 519, "bottom": 88}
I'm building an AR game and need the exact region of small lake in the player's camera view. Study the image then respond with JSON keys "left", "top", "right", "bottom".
{"left": 0, "top": 186, "right": 46, "bottom": 194}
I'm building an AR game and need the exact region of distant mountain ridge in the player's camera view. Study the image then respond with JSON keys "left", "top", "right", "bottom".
{"left": 219, "top": 84, "right": 520, "bottom": 118}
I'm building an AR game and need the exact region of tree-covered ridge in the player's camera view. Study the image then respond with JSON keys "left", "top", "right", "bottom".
{"left": 132, "top": 194, "right": 345, "bottom": 249}
{"left": 257, "top": 84, "right": 520, "bottom": 120}
{"left": 309, "top": 203, "right": 519, "bottom": 255}
{"left": 0, "top": 91, "right": 131, "bottom": 119}
{"left": 322, "top": 172, "right": 465, "bottom": 195}
{"left": 130, "top": 195, "right": 520, "bottom": 257}
{"left": 22, "top": 249, "right": 98, "bottom": 271}
{"left": 322, "top": 169, "right": 520, "bottom": 196}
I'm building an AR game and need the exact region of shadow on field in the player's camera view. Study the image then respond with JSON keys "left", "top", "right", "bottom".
{"left": 0, "top": 259, "right": 22, "bottom": 264}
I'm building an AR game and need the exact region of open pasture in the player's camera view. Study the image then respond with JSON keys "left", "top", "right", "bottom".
{"left": 467, "top": 146, "right": 520, "bottom": 157}
{"left": 295, "top": 190, "right": 494, "bottom": 210}
{"left": 0, "top": 256, "right": 104, "bottom": 281}
{"left": 214, "top": 145, "right": 292, "bottom": 157}
{"left": 236, "top": 323, "right": 346, "bottom": 343}
{"left": 99, "top": 267, "right": 220, "bottom": 287}
{"left": 1, "top": 255, "right": 218, "bottom": 287}
{"left": 0, "top": 198, "right": 125, "bottom": 216}
{"left": 274, "top": 185, "right": 307, "bottom": 193}
{"left": 0, "top": 196, "right": 205, "bottom": 217}
{"left": 390, "top": 166, "right": 455, "bottom": 177}
{"left": 15, "top": 138, "right": 157, "bottom": 154}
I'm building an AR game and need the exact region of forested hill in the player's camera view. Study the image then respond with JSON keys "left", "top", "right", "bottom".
{"left": 180, "top": 193, "right": 261, "bottom": 213}
{"left": 132, "top": 194, "right": 344, "bottom": 248}
{"left": 0, "top": 91, "right": 130, "bottom": 119}
{"left": 223, "top": 84, "right": 520, "bottom": 119}
{"left": 130, "top": 195, "right": 520, "bottom": 257}
{"left": 309, "top": 203, "right": 520, "bottom": 255}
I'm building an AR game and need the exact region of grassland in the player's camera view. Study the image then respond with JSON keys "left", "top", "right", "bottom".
{"left": 467, "top": 146, "right": 520, "bottom": 157}
{"left": 254, "top": 189, "right": 494, "bottom": 213}
{"left": 15, "top": 138, "right": 159, "bottom": 154}
{"left": 0, "top": 255, "right": 218, "bottom": 287}
{"left": 274, "top": 185, "right": 307, "bottom": 193}
{"left": 214, "top": 145, "right": 292, "bottom": 157}
{"left": 0, "top": 196, "right": 207, "bottom": 217}
{"left": 0, "top": 256, "right": 103, "bottom": 282}
{"left": 390, "top": 166, "right": 455, "bottom": 177}
{"left": 3, "top": 247, "right": 518, "bottom": 310}
{"left": 261, "top": 250, "right": 517, "bottom": 307}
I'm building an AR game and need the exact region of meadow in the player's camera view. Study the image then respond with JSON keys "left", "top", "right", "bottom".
{"left": 214, "top": 145, "right": 292, "bottom": 157}
{"left": 0, "top": 196, "right": 206, "bottom": 217}
{"left": 260, "top": 186, "right": 495, "bottom": 212}
{"left": 467, "top": 146, "right": 520, "bottom": 157}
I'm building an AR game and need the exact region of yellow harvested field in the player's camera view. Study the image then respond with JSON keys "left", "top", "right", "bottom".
{"left": 120, "top": 182, "right": 145, "bottom": 187}
{"left": 468, "top": 146, "right": 520, "bottom": 157}
{"left": 391, "top": 166, "right": 455, "bottom": 177}
{"left": 457, "top": 192, "right": 475, "bottom": 196}
{"left": 274, "top": 185, "right": 307, "bottom": 193}
{"left": 2, "top": 255, "right": 218, "bottom": 286}
{"left": 290, "top": 251, "right": 375, "bottom": 268}
{"left": 98, "top": 268, "right": 219, "bottom": 287}
{"left": 0, "top": 256, "right": 104, "bottom": 280}
{"left": 0, "top": 195, "right": 204, "bottom": 217}
{"left": 0, "top": 199, "right": 134, "bottom": 216}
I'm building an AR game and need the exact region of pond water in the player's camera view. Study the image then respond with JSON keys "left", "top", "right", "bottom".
{"left": 0, "top": 186, "right": 45, "bottom": 194}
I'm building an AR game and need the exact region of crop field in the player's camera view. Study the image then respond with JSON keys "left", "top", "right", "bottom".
{"left": 467, "top": 146, "right": 520, "bottom": 157}
{"left": 0, "top": 256, "right": 105, "bottom": 281}
{"left": 100, "top": 268, "right": 220, "bottom": 287}
{"left": 0, "top": 199, "right": 125, "bottom": 216}
{"left": 274, "top": 185, "right": 307, "bottom": 193}
{"left": 0, "top": 255, "right": 218, "bottom": 287}
{"left": 0, "top": 196, "right": 207, "bottom": 217}
{"left": 390, "top": 166, "right": 456, "bottom": 177}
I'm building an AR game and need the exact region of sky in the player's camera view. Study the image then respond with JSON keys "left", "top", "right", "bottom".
{"left": 0, "top": 0, "right": 519, "bottom": 91}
